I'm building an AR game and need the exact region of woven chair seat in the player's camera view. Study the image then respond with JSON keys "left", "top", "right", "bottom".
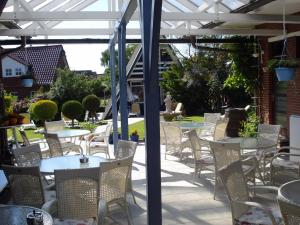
{"left": 195, "top": 155, "right": 214, "bottom": 164}
{"left": 53, "top": 218, "right": 96, "bottom": 225}
{"left": 235, "top": 206, "right": 283, "bottom": 225}
{"left": 272, "top": 158, "right": 299, "bottom": 169}
{"left": 89, "top": 142, "right": 107, "bottom": 148}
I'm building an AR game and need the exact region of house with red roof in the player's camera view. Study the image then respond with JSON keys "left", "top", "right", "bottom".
{"left": 1, "top": 45, "right": 68, "bottom": 98}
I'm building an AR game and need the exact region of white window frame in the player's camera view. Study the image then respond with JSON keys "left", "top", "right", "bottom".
{"left": 5, "top": 68, "right": 12, "bottom": 76}
{"left": 15, "top": 68, "right": 23, "bottom": 76}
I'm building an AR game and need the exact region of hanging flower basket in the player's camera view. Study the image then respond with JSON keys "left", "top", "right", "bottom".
{"left": 275, "top": 67, "right": 296, "bottom": 81}
{"left": 21, "top": 78, "right": 34, "bottom": 87}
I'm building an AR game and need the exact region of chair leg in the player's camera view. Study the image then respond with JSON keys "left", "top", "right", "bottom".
{"left": 213, "top": 173, "right": 218, "bottom": 200}
{"left": 125, "top": 202, "right": 133, "bottom": 225}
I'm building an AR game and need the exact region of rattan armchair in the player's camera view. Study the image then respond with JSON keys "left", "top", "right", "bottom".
{"left": 256, "top": 124, "right": 281, "bottom": 178}
{"left": 218, "top": 160, "right": 282, "bottom": 225}
{"left": 98, "top": 156, "right": 133, "bottom": 225}
{"left": 278, "top": 180, "right": 300, "bottom": 225}
{"left": 270, "top": 147, "right": 300, "bottom": 186}
{"left": 161, "top": 121, "right": 190, "bottom": 160}
{"left": 199, "top": 113, "right": 221, "bottom": 137}
{"left": 44, "top": 120, "right": 65, "bottom": 132}
{"left": 2, "top": 165, "right": 54, "bottom": 208}
{"left": 12, "top": 144, "right": 42, "bottom": 167}
{"left": 115, "top": 140, "right": 138, "bottom": 204}
{"left": 19, "top": 129, "right": 49, "bottom": 157}
{"left": 87, "top": 123, "right": 112, "bottom": 158}
{"left": 187, "top": 130, "right": 214, "bottom": 183}
{"left": 45, "top": 133, "right": 82, "bottom": 157}
{"left": 210, "top": 141, "right": 256, "bottom": 200}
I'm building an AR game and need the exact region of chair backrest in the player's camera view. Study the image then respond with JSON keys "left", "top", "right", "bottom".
{"left": 204, "top": 113, "right": 221, "bottom": 124}
{"left": 187, "top": 130, "right": 209, "bottom": 161}
{"left": 131, "top": 103, "right": 140, "bottom": 114}
{"left": 84, "top": 110, "right": 89, "bottom": 122}
{"left": 213, "top": 118, "right": 229, "bottom": 141}
{"left": 174, "top": 102, "right": 183, "bottom": 113}
{"left": 55, "top": 167, "right": 99, "bottom": 219}
{"left": 258, "top": 124, "right": 281, "bottom": 143}
{"left": 209, "top": 141, "right": 241, "bottom": 171}
{"left": 12, "top": 144, "right": 42, "bottom": 167}
{"left": 99, "top": 156, "right": 133, "bottom": 204}
{"left": 115, "top": 140, "right": 138, "bottom": 159}
{"left": 19, "top": 129, "right": 30, "bottom": 146}
{"left": 2, "top": 165, "right": 45, "bottom": 208}
{"left": 44, "top": 133, "right": 63, "bottom": 157}
{"left": 218, "top": 160, "right": 250, "bottom": 221}
{"left": 278, "top": 180, "right": 300, "bottom": 225}
{"left": 44, "top": 120, "right": 64, "bottom": 133}
{"left": 103, "top": 123, "right": 112, "bottom": 144}
{"left": 161, "top": 122, "right": 182, "bottom": 146}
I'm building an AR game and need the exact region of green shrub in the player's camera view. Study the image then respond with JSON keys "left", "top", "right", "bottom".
{"left": 62, "top": 100, "right": 84, "bottom": 127}
{"left": 239, "top": 109, "right": 259, "bottom": 137}
{"left": 4, "top": 96, "right": 12, "bottom": 109}
{"left": 32, "top": 100, "right": 58, "bottom": 122}
{"left": 82, "top": 94, "right": 100, "bottom": 119}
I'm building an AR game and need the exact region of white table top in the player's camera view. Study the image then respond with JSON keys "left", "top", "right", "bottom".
{"left": 221, "top": 137, "right": 277, "bottom": 149}
{"left": 279, "top": 179, "right": 300, "bottom": 207}
{"left": 47, "top": 129, "right": 90, "bottom": 138}
{"left": 179, "top": 122, "right": 214, "bottom": 130}
{"left": 40, "top": 155, "right": 106, "bottom": 174}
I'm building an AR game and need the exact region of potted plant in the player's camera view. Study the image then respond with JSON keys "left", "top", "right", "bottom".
{"left": 20, "top": 65, "right": 35, "bottom": 87}
{"left": 130, "top": 130, "right": 139, "bottom": 142}
{"left": 268, "top": 58, "right": 299, "bottom": 81}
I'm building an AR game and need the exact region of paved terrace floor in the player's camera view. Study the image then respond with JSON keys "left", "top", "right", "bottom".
{"left": 103, "top": 143, "right": 233, "bottom": 225}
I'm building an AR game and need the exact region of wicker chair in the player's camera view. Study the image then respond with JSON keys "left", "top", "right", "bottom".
{"left": 45, "top": 133, "right": 81, "bottom": 157}
{"left": 12, "top": 144, "right": 42, "bottom": 167}
{"left": 98, "top": 156, "right": 133, "bottom": 225}
{"left": 199, "top": 113, "right": 221, "bottom": 137}
{"left": 19, "top": 129, "right": 48, "bottom": 157}
{"left": 115, "top": 140, "right": 138, "bottom": 204}
{"left": 209, "top": 141, "right": 256, "bottom": 200}
{"left": 2, "top": 165, "right": 52, "bottom": 208}
{"left": 161, "top": 121, "right": 190, "bottom": 160}
{"left": 187, "top": 130, "right": 214, "bottom": 182}
{"left": 256, "top": 124, "right": 281, "bottom": 178}
{"left": 218, "top": 160, "right": 283, "bottom": 225}
{"left": 270, "top": 147, "right": 300, "bottom": 186}
{"left": 87, "top": 123, "right": 112, "bottom": 158}
{"left": 45, "top": 167, "right": 100, "bottom": 224}
{"left": 44, "top": 120, "right": 65, "bottom": 132}
{"left": 278, "top": 180, "right": 300, "bottom": 225}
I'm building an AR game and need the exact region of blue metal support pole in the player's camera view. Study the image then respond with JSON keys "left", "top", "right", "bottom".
{"left": 109, "top": 43, "right": 118, "bottom": 152}
{"left": 139, "top": 0, "right": 163, "bottom": 224}
{"left": 118, "top": 21, "right": 128, "bottom": 140}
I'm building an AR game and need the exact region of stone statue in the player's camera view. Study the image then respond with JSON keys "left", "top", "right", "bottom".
{"left": 164, "top": 93, "right": 172, "bottom": 113}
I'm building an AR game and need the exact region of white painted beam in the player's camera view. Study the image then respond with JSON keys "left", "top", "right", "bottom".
{"left": 0, "top": 27, "right": 282, "bottom": 36}
{"left": 2, "top": 11, "right": 300, "bottom": 24}
{"left": 268, "top": 30, "right": 300, "bottom": 42}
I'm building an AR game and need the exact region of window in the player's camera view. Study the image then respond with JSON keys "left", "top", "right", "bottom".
{"left": 5, "top": 68, "right": 12, "bottom": 76}
{"left": 15, "top": 68, "right": 22, "bottom": 75}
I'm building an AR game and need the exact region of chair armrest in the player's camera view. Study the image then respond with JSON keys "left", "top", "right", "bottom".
{"left": 249, "top": 185, "right": 278, "bottom": 193}
{"left": 234, "top": 200, "right": 277, "bottom": 225}
{"left": 241, "top": 156, "right": 258, "bottom": 167}
{"left": 270, "top": 152, "right": 300, "bottom": 166}
{"left": 42, "top": 199, "right": 58, "bottom": 217}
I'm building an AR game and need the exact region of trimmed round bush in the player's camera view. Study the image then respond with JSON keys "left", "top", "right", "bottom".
{"left": 62, "top": 100, "right": 84, "bottom": 126}
{"left": 82, "top": 94, "right": 100, "bottom": 113}
{"left": 32, "top": 100, "right": 58, "bottom": 121}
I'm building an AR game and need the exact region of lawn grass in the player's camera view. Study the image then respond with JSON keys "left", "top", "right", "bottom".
{"left": 7, "top": 116, "right": 204, "bottom": 143}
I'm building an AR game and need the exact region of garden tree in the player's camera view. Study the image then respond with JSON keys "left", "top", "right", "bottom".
{"left": 49, "top": 68, "right": 107, "bottom": 110}
{"left": 31, "top": 100, "right": 58, "bottom": 122}
{"left": 61, "top": 100, "right": 84, "bottom": 127}
{"left": 223, "top": 37, "right": 259, "bottom": 105}
{"left": 82, "top": 94, "right": 100, "bottom": 122}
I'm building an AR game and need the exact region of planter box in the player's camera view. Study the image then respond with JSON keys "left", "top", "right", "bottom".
{"left": 275, "top": 67, "right": 296, "bottom": 81}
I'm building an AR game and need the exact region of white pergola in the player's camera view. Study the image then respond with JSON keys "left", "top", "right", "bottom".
{"left": 0, "top": 0, "right": 300, "bottom": 41}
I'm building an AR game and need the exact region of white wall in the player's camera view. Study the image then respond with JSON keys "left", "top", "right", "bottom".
{"left": 2, "top": 57, "right": 27, "bottom": 78}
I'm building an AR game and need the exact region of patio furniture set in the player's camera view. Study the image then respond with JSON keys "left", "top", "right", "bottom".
{"left": 0, "top": 121, "right": 138, "bottom": 225}
{"left": 160, "top": 113, "right": 300, "bottom": 225}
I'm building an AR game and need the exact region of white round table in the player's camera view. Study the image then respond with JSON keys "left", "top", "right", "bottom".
{"left": 221, "top": 137, "right": 276, "bottom": 150}
{"left": 47, "top": 129, "right": 90, "bottom": 138}
{"left": 40, "top": 155, "right": 106, "bottom": 174}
